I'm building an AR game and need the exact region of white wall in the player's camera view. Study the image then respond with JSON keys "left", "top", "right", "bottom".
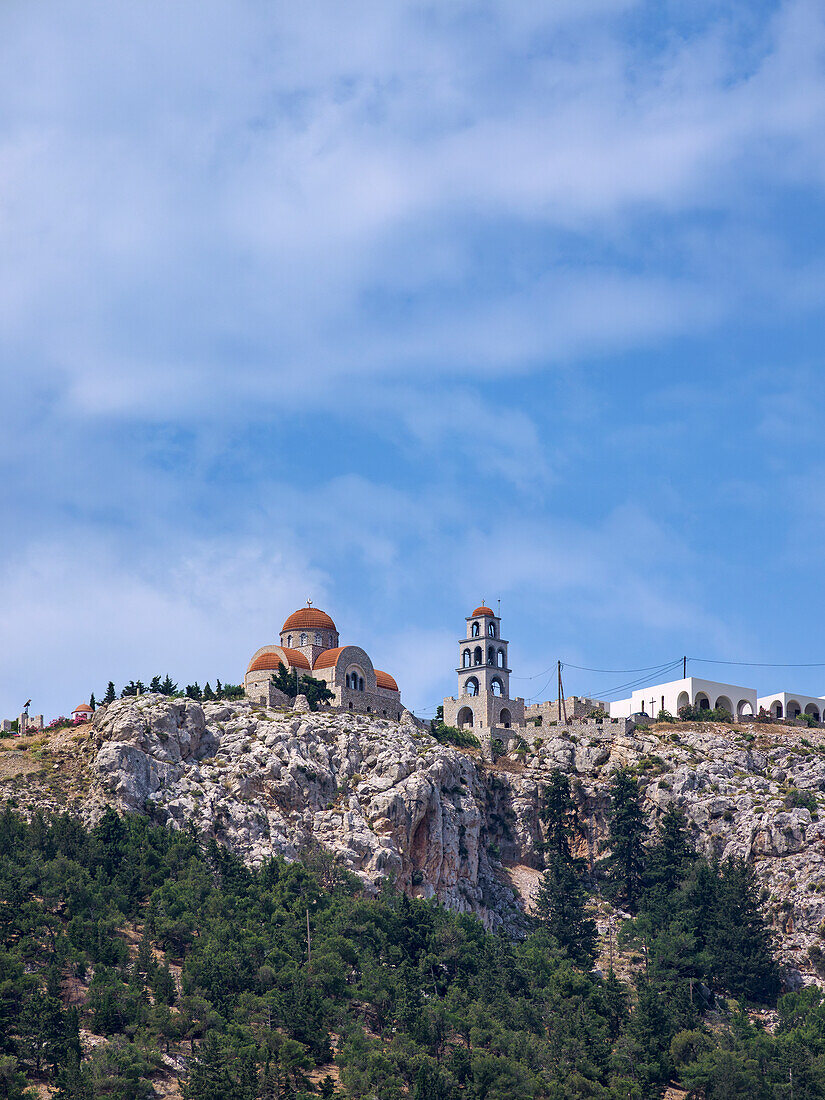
{"left": 609, "top": 677, "right": 757, "bottom": 719}
{"left": 757, "top": 691, "right": 825, "bottom": 719}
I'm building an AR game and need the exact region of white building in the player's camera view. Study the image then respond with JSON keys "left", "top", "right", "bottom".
{"left": 756, "top": 692, "right": 825, "bottom": 721}
{"left": 609, "top": 676, "right": 757, "bottom": 720}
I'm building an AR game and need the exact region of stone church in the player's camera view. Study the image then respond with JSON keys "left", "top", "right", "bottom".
{"left": 245, "top": 602, "right": 402, "bottom": 719}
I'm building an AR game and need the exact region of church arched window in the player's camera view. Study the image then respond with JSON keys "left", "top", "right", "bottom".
{"left": 472, "top": 622, "right": 480, "bottom": 637}
{"left": 300, "top": 632, "right": 307, "bottom": 646}
{"left": 462, "top": 649, "right": 471, "bottom": 667}
{"left": 488, "top": 646, "right": 495, "bottom": 665}
{"left": 315, "top": 633, "right": 321, "bottom": 645}
{"left": 287, "top": 634, "right": 292, "bottom": 647}
{"left": 474, "top": 646, "right": 482, "bottom": 665}
{"left": 489, "top": 622, "right": 496, "bottom": 637}
{"left": 498, "top": 649, "right": 505, "bottom": 667}
{"left": 465, "top": 677, "right": 479, "bottom": 697}
{"left": 359, "top": 677, "right": 364, "bottom": 692}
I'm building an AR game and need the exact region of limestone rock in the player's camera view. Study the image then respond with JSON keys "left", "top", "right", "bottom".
{"left": 24, "top": 694, "right": 825, "bottom": 981}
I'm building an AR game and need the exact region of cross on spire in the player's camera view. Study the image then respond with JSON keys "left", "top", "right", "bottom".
{"left": 306, "top": 597, "right": 313, "bottom": 607}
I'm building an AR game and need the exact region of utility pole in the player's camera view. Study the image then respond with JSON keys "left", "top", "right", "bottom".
{"left": 683, "top": 655, "right": 687, "bottom": 679}
{"left": 557, "top": 661, "right": 567, "bottom": 724}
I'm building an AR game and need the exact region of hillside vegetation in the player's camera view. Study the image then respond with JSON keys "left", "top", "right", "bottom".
{"left": 2, "top": 804, "right": 825, "bottom": 1100}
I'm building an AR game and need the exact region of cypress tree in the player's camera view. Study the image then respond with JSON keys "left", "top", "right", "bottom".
{"left": 88, "top": 693, "right": 96, "bottom": 711}
{"left": 603, "top": 768, "right": 648, "bottom": 912}
{"left": 534, "top": 770, "right": 597, "bottom": 967}
{"left": 103, "top": 681, "right": 116, "bottom": 705}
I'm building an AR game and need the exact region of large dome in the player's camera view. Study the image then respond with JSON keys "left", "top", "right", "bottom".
{"left": 375, "top": 670, "right": 399, "bottom": 691}
{"left": 281, "top": 605, "right": 337, "bottom": 633}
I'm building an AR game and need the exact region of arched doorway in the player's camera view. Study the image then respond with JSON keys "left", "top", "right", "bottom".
{"left": 788, "top": 700, "right": 802, "bottom": 719}
{"left": 806, "top": 703, "right": 821, "bottom": 721}
{"left": 499, "top": 708, "right": 512, "bottom": 729}
{"left": 737, "top": 699, "right": 754, "bottom": 718}
{"left": 677, "top": 691, "right": 690, "bottom": 712}
{"left": 771, "top": 700, "right": 783, "bottom": 718}
{"left": 715, "top": 696, "right": 733, "bottom": 715}
{"left": 457, "top": 707, "right": 474, "bottom": 728}
{"left": 695, "top": 694, "right": 710, "bottom": 710}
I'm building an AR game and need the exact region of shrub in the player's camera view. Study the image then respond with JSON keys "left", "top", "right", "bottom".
{"left": 429, "top": 722, "right": 480, "bottom": 749}
{"left": 786, "top": 788, "right": 819, "bottom": 814}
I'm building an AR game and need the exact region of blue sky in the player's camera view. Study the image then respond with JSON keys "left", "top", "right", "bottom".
{"left": 2, "top": 0, "right": 825, "bottom": 719}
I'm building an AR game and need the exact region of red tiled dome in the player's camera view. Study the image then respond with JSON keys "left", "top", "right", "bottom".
{"left": 73, "top": 703, "right": 93, "bottom": 713}
{"left": 281, "top": 606, "right": 337, "bottom": 633}
{"left": 375, "top": 670, "right": 399, "bottom": 692}
{"left": 313, "top": 647, "right": 345, "bottom": 670}
{"left": 247, "top": 648, "right": 310, "bottom": 674}
{"left": 471, "top": 605, "right": 495, "bottom": 617}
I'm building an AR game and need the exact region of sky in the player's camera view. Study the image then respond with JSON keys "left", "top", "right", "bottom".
{"left": 2, "top": 0, "right": 825, "bottom": 720}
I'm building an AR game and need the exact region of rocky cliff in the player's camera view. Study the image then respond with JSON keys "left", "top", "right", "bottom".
{"left": 5, "top": 695, "right": 825, "bottom": 986}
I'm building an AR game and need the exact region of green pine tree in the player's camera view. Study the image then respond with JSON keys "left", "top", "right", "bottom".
{"left": 185, "top": 683, "right": 202, "bottom": 701}
{"left": 215, "top": 679, "right": 223, "bottom": 698}
{"left": 202, "top": 682, "right": 215, "bottom": 701}
{"left": 270, "top": 666, "right": 334, "bottom": 710}
{"left": 103, "top": 681, "right": 116, "bottom": 704}
{"left": 602, "top": 768, "right": 648, "bottom": 912}
{"left": 533, "top": 771, "right": 597, "bottom": 967}
{"left": 149, "top": 675, "right": 162, "bottom": 693}
{"left": 161, "top": 674, "right": 177, "bottom": 695}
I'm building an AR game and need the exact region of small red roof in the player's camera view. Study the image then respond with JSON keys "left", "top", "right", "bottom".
{"left": 471, "top": 605, "right": 495, "bottom": 617}
{"left": 73, "top": 703, "right": 93, "bottom": 713}
{"left": 375, "top": 670, "right": 399, "bottom": 692}
{"left": 247, "top": 647, "right": 311, "bottom": 674}
{"left": 313, "top": 647, "right": 346, "bottom": 670}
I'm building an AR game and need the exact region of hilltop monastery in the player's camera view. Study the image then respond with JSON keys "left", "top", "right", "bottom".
{"left": 244, "top": 602, "right": 402, "bottom": 720}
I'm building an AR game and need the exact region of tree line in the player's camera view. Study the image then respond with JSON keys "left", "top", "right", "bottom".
{"left": 0, "top": 776, "right": 820, "bottom": 1099}
{"left": 84, "top": 678, "right": 246, "bottom": 711}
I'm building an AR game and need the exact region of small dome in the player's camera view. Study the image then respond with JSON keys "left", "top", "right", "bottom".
{"left": 472, "top": 605, "right": 495, "bottom": 617}
{"left": 375, "top": 670, "right": 399, "bottom": 692}
{"left": 313, "top": 647, "right": 345, "bottom": 670}
{"left": 73, "top": 703, "right": 93, "bottom": 713}
{"left": 281, "top": 605, "right": 337, "bottom": 633}
{"left": 247, "top": 648, "right": 310, "bottom": 674}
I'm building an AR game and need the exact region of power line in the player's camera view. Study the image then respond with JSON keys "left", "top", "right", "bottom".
{"left": 564, "top": 660, "right": 683, "bottom": 674}
{"left": 584, "top": 660, "right": 685, "bottom": 702}
{"left": 690, "top": 657, "right": 825, "bottom": 669}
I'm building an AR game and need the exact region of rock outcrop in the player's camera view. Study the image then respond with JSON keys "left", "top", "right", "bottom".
{"left": 90, "top": 696, "right": 515, "bottom": 923}
{"left": 7, "top": 696, "right": 825, "bottom": 985}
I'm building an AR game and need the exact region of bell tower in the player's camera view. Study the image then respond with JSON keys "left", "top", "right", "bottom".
{"left": 442, "top": 602, "right": 524, "bottom": 737}
{"left": 457, "top": 603, "right": 511, "bottom": 699}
